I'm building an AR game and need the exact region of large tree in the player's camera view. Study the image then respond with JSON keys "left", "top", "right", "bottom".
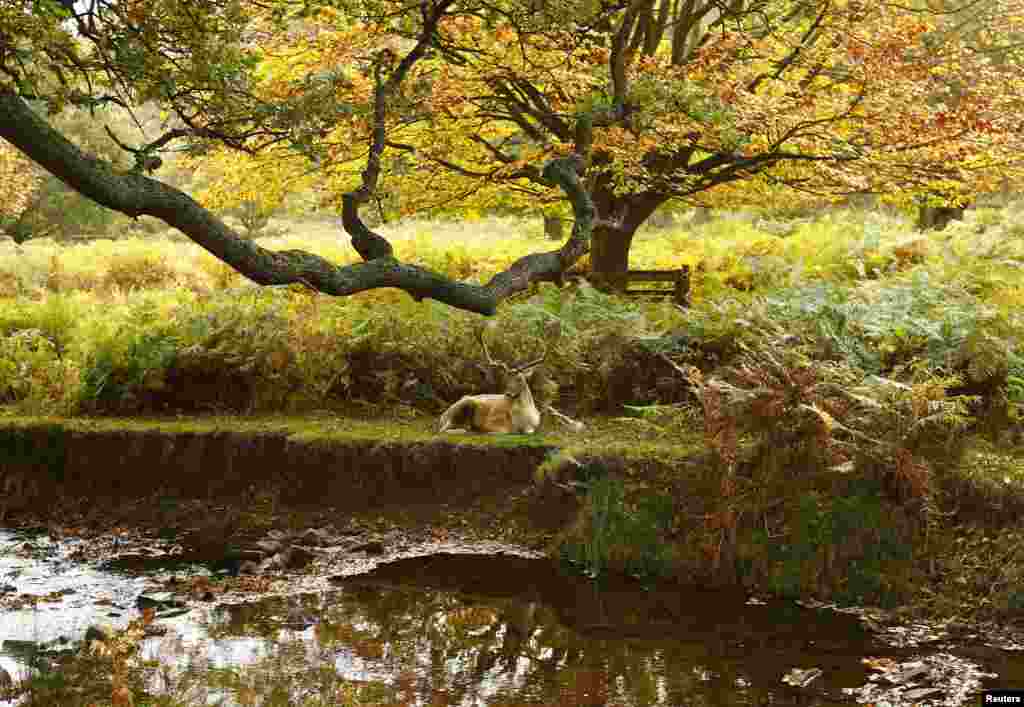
{"left": 0, "top": 0, "right": 596, "bottom": 314}
{"left": 0, "top": 0, "right": 1022, "bottom": 311}
{"left": 253, "top": 0, "right": 1023, "bottom": 272}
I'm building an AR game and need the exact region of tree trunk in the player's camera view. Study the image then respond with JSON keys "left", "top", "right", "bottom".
{"left": 589, "top": 190, "right": 668, "bottom": 290}
{"left": 916, "top": 204, "right": 967, "bottom": 231}
{"left": 590, "top": 223, "right": 637, "bottom": 291}
{"left": 543, "top": 215, "right": 564, "bottom": 240}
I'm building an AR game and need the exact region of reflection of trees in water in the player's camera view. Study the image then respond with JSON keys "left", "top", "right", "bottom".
{"left": 158, "top": 557, "right": 867, "bottom": 705}
{"left": 303, "top": 584, "right": 786, "bottom": 706}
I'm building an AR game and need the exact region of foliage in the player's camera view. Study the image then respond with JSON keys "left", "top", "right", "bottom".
{"left": 662, "top": 326, "right": 975, "bottom": 597}
{"left": 765, "top": 273, "right": 998, "bottom": 374}
{"left": 0, "top": 140, "right": 45, "bottom": 243}
{"left": 681, "top": 333, "right": 975, "bottom": 500}
{"left": 280, "top": 0, "right": 1024, "bottom": 212}
{"left": 561, "top": 472, "right": 675, "bottom": 580}
{"left": 0, "top": 327, "right": 75, "bottom": 413}
{"left": 514, "top": 279, "right": 645, "bottom": 336}
{"left": 3, "top": 0, "right": 1024, "bottom": 285}
{"left": 77, "top": 299, "right": 178, "bottom": 412}
{"left": 0, "top": 207, "right": 1022, "bottom": 423}
{"left": 756, "top": 484, "right": 913, "bottom": 604}
{"left": 185, "top": 146, "right": 316, "bottom": 236}
{"left": 924, "top": 524, "right": 1024, "bottom": 619}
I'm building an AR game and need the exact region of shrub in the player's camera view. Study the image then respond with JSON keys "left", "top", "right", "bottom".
{"left": 679, "top": 337, "right": 974, "bottom": 501}
{"left": 102, "top": 254, "right": 179, "bottom": 292}
{"left": 0, "top": 328, "right": 77, "bottom": 413}
{"left": 561, "top": 472, "right": 676, "bottom": 580}
{"left": 78, "top": 327, "right": 177, "bottom": 413}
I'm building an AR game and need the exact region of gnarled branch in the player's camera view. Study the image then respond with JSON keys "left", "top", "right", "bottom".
{"left": 0, "top": 0, "right": 597, "bottom": 318}
{"left": 0, "top": 87, "right": 594, "bottom": 316}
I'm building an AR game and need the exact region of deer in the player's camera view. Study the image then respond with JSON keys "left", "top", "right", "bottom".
{"left": 438, "top": 330, "right": 548, "bottom": 434}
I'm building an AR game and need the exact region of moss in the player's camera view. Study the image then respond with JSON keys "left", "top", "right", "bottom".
{"left": 0, "top": 412, "right": 705, "bottom": 459}
{"left": 570, "top": 432, "right": 707, "bottom": 462}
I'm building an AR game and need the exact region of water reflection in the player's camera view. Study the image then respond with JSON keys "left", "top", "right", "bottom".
{"left": 11, "top": 527, "right": 998, "bottom": 707}
{"left": 0, "top": 529, "right": 149, "bottom": 692}
{"left": 140, "top": 554, "right": 872, "bottom": 706}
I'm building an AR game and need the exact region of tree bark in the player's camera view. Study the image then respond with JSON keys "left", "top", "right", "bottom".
{"left": 589, "top": 188, "right": 669, "bottom": 288}
{"left": 916, "top": 204, "right": 967, "bottom": 231}
{"left": 543, "top": 215, "right": 564, "bottom": 240}
{"left": 590, "top": 223, "right": 636, "bottom": 285}
{"left": 0, "top": 87, "right": 593, "bottom": 316}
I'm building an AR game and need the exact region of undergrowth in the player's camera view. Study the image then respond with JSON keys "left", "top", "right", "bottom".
{"left": 0, "top": 208, "right": 1020, "bottom": 424}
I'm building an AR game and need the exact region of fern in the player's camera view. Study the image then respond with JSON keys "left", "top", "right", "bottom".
{"left": 679, "top": 332, "right": 974, "bottom": 502}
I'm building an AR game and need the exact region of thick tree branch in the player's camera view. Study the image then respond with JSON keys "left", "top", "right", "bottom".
{"left": 1, "top": 0, "right": 598, "bottom": 318}
{"left": 746, "top": 2, "right": 828, "bottom": 93}
{"left": 0, "top": 86, "right": 488, "bottom": 310}
{"left": 342, "top": 0, "right": 455, "bottom": 261}
{"left": 0, "top": 89, "right": 594, "bottom": 316}
{"left": 486, "top": 156, "right": 593, "bottom": 297}
{"left": 343, "top": 56, "right": 395, "bottom": 261}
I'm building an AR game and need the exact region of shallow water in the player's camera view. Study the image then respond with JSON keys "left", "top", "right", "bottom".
{"left": 0, "top": 529, "right": 154, "bottom": 684}
{"left": 0, "top": 528, "right": 1017, "bottom": 706}
{"left": 137, "top": 555, "right": 870, "bottom": 706}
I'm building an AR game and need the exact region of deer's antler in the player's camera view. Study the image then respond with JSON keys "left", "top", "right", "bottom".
{"left": 477, "top": 326, "right": 547, "bottom": 374}
{"left": 477, "top": 326, "right": 509, "bottom": 373}
{"left": 510, "top": 347, "right": 547, "bottom": 374}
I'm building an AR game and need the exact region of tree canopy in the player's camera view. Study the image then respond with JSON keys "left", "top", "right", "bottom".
{"left": 1, "top": 0, "right": 1022, "bottom": 312}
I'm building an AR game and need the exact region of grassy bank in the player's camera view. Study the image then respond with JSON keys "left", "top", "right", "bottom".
{"left": 2, "top": 410, "right": 1024, "bottom": 623}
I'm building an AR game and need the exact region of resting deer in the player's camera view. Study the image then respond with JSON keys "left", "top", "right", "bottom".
{"left": 438, "top": 332, "right": 547, "bottom": 434}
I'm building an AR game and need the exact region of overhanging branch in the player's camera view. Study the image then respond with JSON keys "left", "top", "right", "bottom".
{"left": 341, "top": 0, "right": 454, "bottom": 261}
{"left": 0, "top": 88, "right": 593, "bottom": 316}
